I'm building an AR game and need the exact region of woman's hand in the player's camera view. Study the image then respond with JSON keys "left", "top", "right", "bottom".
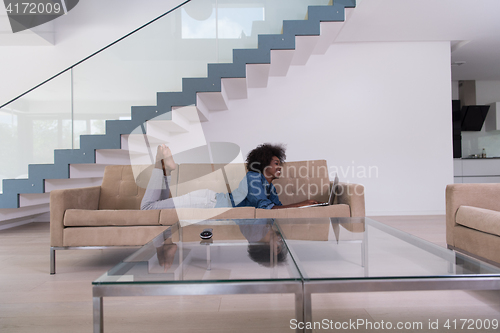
{"left": 297, "top": 199, "right": 320, "bottom": 207}
{"left": 272, "top": 199, "right": 323, "bottom": 209}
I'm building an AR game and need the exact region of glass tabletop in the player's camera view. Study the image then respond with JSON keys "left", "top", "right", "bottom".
{"left": 276, "top": 217, "right": 500, "bottom": 281}
{"left": 93, "top": 218, "right": 301, "bottom": 285}
{"left": 93, "top": 217, "right": 500, "bottom": 286}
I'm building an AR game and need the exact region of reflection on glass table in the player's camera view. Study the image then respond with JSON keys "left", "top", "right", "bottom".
{"left": 94, "top": 219, "right": 301, "bottom": 284}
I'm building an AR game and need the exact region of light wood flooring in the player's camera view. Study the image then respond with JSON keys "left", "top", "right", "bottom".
{"left": 0, "top": 216, "right": 498, "bottom": 332}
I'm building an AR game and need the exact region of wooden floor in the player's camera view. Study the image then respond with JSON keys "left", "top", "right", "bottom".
{"left": 0, "top": 216, "right": 499, "bottom": 333}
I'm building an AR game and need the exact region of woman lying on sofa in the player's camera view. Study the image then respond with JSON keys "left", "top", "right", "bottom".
{"left": 140, "top": 143, "right": 320, "bottom": 210}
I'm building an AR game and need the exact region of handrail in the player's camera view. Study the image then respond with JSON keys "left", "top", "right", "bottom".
{"left": 0, "top": 0, "right": 192, "bottom": 109}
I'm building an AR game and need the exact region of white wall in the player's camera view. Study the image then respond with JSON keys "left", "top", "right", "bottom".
{"left": 477, "top": 80, "right": 500, "bottom": 105}
{"left": 202, "top": 41, "right": 454, "bottom": 215}
{"left": 451, "top": 80, "right": 500, "bottom": 104}
{"left": 0, "top": 0, "right": 184, "bottom": 106}
{"left": 452, "top": 81, "right": 459, "bottom": 100}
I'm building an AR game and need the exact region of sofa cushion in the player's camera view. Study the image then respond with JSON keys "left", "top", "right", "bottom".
{"left": 63, "top": 226, "right": 167, "bottom": 247}
{"left": 175, "top": 163, "right": 247, "bottom": 196}
{"left": 64, "top": 209, "right": 160, "bottom": 227}
{"left": 255, "top": 204, "right": 351, "bottom": 219}
{"left": 456, "top": 205, "right": 500, "bottom": 237}
{"left": 273, "top": 160, "right": 331, "bottom": 205}
{"left": 98, "top": 165, "right": 179, "bottom": 210}
{"left": 159, "top": 207, "right": 255, "bottom": 225}
{"left": 179, "top": 220, "right": 330, "bottom": 242}
{"left": 277, "top": 218, "right": 330, "bottom": 241}
{"left": 176, "top": 161, "right": 331, "bottom": 204}
{"left": 453, "top": 225, "right": 500, "bottom": 264}
{"left": 177, "top": 224, "right": 248, "bottom": 242}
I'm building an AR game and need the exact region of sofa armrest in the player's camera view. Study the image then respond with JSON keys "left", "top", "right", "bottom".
{"left": 336, "top": 182, "right": 365, "bottom": 217}
{"left": 446, "top": 183, "right": 500, "bottom": 246}
{"left": 50, "top": 186, "right": 101, "bottom": 247}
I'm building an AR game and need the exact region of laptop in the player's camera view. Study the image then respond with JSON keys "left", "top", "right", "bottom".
{"left": 299, "top": 174, "right": 339, "bottom": 208}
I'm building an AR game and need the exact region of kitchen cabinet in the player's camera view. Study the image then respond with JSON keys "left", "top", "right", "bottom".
{"left": 454, "top": 158, "right": 500, "bottom": 183}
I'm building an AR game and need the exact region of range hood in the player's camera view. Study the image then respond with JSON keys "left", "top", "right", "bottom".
{"left": 459, "top": 80, "right": 490, "bottom": 131}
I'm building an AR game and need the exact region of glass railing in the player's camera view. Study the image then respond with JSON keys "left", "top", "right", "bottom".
{"left": 0, "top": 0, "right": 331, "bottom": 194}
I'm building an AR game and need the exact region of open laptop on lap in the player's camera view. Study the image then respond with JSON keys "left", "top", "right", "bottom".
{"left": 299, "top": 174, "right": 339, "bottom": 208}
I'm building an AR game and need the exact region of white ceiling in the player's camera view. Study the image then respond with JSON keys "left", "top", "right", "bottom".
{"left": 336, "top": 0, "right": 500, "bottom": 81}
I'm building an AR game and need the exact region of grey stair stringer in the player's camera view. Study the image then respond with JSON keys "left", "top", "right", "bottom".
{"left": 0, "top": 1, "right": 355, "bottom": 209}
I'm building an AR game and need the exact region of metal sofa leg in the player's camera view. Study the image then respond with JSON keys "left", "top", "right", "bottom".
{"left": 50, "top": 247, "right": 56, "bottom": 274}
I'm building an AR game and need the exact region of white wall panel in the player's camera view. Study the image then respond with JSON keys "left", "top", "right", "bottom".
{"left": 202, "top": 41, "right": 454, "bottom": 215}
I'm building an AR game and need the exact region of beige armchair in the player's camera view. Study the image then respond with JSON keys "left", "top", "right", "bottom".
{"left": 446, "top": 183, "right": 500, "bottom": 265}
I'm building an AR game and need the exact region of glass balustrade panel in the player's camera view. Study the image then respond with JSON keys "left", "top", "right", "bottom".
{"left": 71, "top": 0, "right": 219, "bottom": 148}
{"left": 0, "top": 71, "right": 72, "bottom": 193}
{"left": 72, "top": 0, "right": 331, "bottom": 148}
{"left": 2, "top": 0, "right": 334, "bottom": 190}
{"left": 216, "top": 0, "right": 331, "bottom": 63}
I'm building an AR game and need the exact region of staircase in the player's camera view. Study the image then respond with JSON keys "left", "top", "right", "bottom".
{"left": 0, "top": 0, "right": 356, "bottom": 219}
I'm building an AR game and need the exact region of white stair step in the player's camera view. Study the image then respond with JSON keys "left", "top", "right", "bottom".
{"left": 312, "top": 8, "right": 354, "bottom": 55}
{"left": 345, "top": 7, "right": 355, "bottom": 21}
{"left": 96, "top": 149, "right": 138, "bottom": 165}
{"left": 144, "top": 121, "right": 183, "bottom": 147}
{"left": 221, "top": 78, "right": 248, "bottom": 100}
{"left": 269, "top": 50, "right": 295, "bottom": 77}
{"left": 113, "top": 104, "right": 209, "bottom": 166}
{"left": 145, "top": 119, "right": 188, "bottom": 135}
{"left": 44, "top": 177, "right": 103, "bottom": 192}
{"left": 290, "top": 36, "right": 319, "bottom": 66}
{"left": 19, "top": 193, "right": 50, "bottom": 207}
{"left": 312, "top": 21, "right": 345, "bottom": 55}
{"left": 197, "top": 92, "right": 228, "bottom": 112}
{"left": 70, "top": 164, "right": 108, "bottom": 179}
{"left": 195, "top": 95, "right": 211, "bottom": 122}
{"left": 246, "top": 64, "right": 270, "bottom": 88}
{"left": 169, "top": 107, "right": 193, "bottom": 131}
{"left": 122, "top": 134, "right": 168, "bottom": 156}
{"left": 188, "top": 100, "right": 209, "bottom": 122}
{"left": 173, "top": 105, "right": 208, "bottom": 123}
{"left": 146, "top": 112, "right": 207, "bottom": 154}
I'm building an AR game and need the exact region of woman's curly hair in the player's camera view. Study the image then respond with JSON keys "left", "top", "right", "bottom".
{"left": 246, "top": 143, "right": 286, "bottom": 173}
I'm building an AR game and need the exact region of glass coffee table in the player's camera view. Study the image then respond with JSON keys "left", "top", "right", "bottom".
{"left": 92, "top": 217, "right": 500, "bottom": 333}
{"left": 277, "top": 217, "right": 500, "bottom": 332}
{"left": 92, "top": 219, "right": 304, "bottom": 333}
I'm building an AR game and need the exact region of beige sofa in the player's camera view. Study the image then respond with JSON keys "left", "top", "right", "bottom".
{"left": 50, "top": 160, "right": 365, "bottom": 273}
{"left": 446, "top": 183, "right": 500, "bottom": 266}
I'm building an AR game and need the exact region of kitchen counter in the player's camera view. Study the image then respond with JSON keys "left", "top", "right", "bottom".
{"left": 461, "top": 157, "right": 500, "bottom": 159}
{"left": 454, "top": 158, "right": 500, "bottom": 183}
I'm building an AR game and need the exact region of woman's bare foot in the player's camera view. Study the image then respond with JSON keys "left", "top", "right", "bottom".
{"left": 155, "top": 144, "right": 176, "bottom": 174}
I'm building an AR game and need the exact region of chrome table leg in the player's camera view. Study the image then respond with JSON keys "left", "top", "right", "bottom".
{"left": 93, "top": 296, "right": 103, "bottom": 333}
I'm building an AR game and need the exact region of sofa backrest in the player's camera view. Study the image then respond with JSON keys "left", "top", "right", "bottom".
{"left": 99, "top": 164, "right": 179, "bottom": 210}
{"left": 273, "top": 160, "right": 330, "bottom": 205}
{"left": 99, "top": 160, "right": 330, "bottom": 210}
{"left": 176, "top": 160, "right": 331, "bottom": 205}
{"left": 175, "top": 163, "right": 247, "bottom": 196}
